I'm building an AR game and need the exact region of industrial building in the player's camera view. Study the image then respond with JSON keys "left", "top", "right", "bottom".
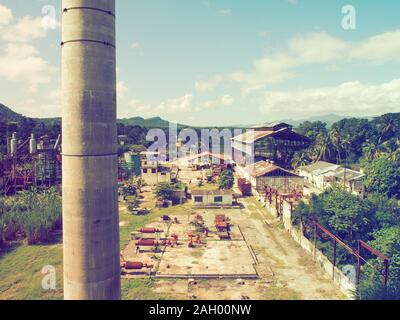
{"left": 297, "top": 161, "right": 365, "bottom": 195}
{"left": 240, "top": 160, "right": 304, "bottom": 193}
{"left": 232, "top": 122, "right": 311, "bottom": 169}
{"left": 178, "top": 151, "right": 230, "bottom": 168}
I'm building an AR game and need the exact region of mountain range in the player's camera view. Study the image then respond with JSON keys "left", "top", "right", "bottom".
{"left": 0, "top": 102, "right": 372, "bottom": 129}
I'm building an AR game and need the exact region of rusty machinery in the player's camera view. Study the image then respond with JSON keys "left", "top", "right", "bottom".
{"left": 215, "top": 214, "right": 231, "bottom": 240}
{"left": 187, "top": 233, "right": 202, "bottom": 248}
{"left": 0, "top": 133, "right": 62, "bottom": 195}
{"left": 120, "top": 253, "right": 154, "bottom": 275}
{"left": 264, "top": 184, "right": 303, "bottom": 216}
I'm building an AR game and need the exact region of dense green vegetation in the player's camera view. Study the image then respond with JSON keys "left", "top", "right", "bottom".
{"left": 293, "top": 187, "right": 400, "bottom": 300}
{"left": 292, "top": 113, "right": 400, "bottom": 299}
{"left": 218, "top": 170, "right": 235, "bottom": 190}
{"left": 293, "top": 113, "right": 400, "bottom": 168}
{"left": 0, "top": 189, "right": 62, "bottom": 245}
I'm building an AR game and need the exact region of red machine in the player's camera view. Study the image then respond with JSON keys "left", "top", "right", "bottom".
{"left": 215, "top": 214, "right": 231, "bottom": 240}
{"left": 215, "top": 215, "right": 230, "bottom": 231}
{"left": 238, "top": 178, "right": 252, "bottom": 196}
{"left": 136, "top": 239, "right": 159, "bottom": 246}
{"left": 124, "top": 262, "right": 154, "bottom": 270}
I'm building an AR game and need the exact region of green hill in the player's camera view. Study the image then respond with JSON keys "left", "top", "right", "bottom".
{"left": 0, "top": 103, "right": 25, "bottom": 122}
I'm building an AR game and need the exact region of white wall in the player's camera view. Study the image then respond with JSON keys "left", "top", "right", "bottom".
{"left": 193, "top": 194, "right": 233, "bottom": 206}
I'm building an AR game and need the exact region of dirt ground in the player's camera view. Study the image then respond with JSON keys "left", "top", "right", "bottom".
{"left": 120, "top": 169, "right": 345, "bottom": 300}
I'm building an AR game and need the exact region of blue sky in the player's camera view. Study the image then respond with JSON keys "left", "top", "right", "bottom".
{"left": 0, "top": 0, "right": 399, "bottom": 126}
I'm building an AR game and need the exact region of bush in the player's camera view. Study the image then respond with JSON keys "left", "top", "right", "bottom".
{"left": 0, "top": 188, "right": 62, "bottom": 245}
{"left": 155, "top": 182, "right": 176, "bottom": 200}
{"left": 219, "top": 170, "right": 234, "bottom": 190}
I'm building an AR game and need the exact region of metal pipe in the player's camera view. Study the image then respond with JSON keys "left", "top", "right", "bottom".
{"left": 62, "top": 0, "right": 120, "bottom": 300}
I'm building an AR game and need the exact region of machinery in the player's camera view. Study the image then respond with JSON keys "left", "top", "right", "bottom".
{"left": 0, "top": 132, "right": 62, "bottom": 195}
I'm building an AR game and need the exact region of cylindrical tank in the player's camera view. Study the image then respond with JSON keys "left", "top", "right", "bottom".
{"left": 10, "top": 132, "right": 17, "bottom": 156}
{"left": 29, "top": 133, "right": 37, "bottom": 154}
{"left": 138, "top": 228, "right": 163, "bottom": 234}
{"left": 136, "top": 240, "right": 157, "bottom": 246}
{"left": 62, "top": 0, "right": 120, "bottom": 300}
{"left": 124, "top": 262, "right": 144, "bottom": 270}
{"left": 6, "top": 137, "right": 11, "bottom": 155}
{"left": 124, "top": 152, "right": 141, "bottom": 176}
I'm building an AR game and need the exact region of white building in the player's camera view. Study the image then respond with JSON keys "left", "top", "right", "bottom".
{"left": 297, "top": 161, "right": 365, "bottom": 195}
{"left": 191, "top": 189, "right": 234, "bottom": 207}
{"left": 140, "top": 151, "right": 178, "bottom": 186}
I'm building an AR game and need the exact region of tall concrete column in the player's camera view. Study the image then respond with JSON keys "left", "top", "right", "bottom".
{"left": 62, "top": 0, "right": 120, "bottom": 300}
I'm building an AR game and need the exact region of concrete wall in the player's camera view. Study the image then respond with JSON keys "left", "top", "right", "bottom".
{"left": 141, "top": 170, "right": 172, "bottom": 186}
{"left": 252, "top": 189, "right": 356, "bottom": 299}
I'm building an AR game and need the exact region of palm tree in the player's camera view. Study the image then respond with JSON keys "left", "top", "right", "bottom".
{"left": 292, "top": 152, "right": 310, "bottom": 169}
{"left": 362, "top": 142, "right": 379, "bottom": 161}
{"left": 314, "top": 133, "right": 334, "bottom": 162}
{"left": 328, "top": 128, "right": 342, "bottom": 164}
{"left": 134, "top": 178, "right": 146, "bottom": 194}
{"left": 377, "top": 114, "right": 398, "bottom": 143}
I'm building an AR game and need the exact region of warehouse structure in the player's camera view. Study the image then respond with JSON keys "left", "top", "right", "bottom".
{"left": 232, "top": 122, "right": 311, "bottom": 169}
{"left": 242, "top": 160, "right": 304, "bottom": 193}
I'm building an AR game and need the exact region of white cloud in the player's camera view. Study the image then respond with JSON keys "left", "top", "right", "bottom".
{"left": 0, "top": 4, "right": 13, "bottom": 25}
{"left": 196, "top": 95, "right": 234, "bottom": 111}
{"left": 258, "top": 79, "right": 400, "bottom": 119}
{"left": 130, "top": 42, "right": 141, "bottom": 50}
{"left": 0, "top": 16, "right": 47, "bottom": 43}
{"left": 124, "top": 93, "right": 234, "bottom": 117}
{"left": 117, "top": 81, "right": 128, "bottom": 99}
{"left": 219, "top": 9, "right": 232, "bottom": 16}
{"left": 0, "top": 43, "right": 56, "bottom": 92}
{"left": 126, "top": 94, "right": 193, "bottom": 118}
{"left": 196, "top": 30, "right": 400, "bottom": 93}
{"left": 155, "top": 94, "right": 193, "bottom": 114}
{"left": 0, "top": 4, "right": 58, "bottom": 92}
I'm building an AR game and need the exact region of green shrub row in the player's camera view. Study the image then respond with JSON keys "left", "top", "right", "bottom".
{"left": 0, "top": 188, "right": 62, "bottom": 245}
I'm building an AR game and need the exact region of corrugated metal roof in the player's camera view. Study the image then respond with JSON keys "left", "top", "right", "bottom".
{"left": 232, "top": 127, "right": 310, "bottom": 144}
{"left": 245, "top": 161, "right": 296, "bottom": 178}
{"left": 298, "top": 161, "right": 340, "bottom": 175}
{"left": 327, "top": 167, "right": 365, "bottom": 181}
{"left": 299, "top": 161, "right": 364, "bottom": 181}
{"left": 232, "top": 130, "right": 276, "bottom": 144}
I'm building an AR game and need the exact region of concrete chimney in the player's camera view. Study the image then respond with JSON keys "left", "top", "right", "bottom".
{"left": 62, "top": 0, "right": 120, "bottom": 300}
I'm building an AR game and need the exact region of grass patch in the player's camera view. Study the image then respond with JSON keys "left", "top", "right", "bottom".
{"left": 264, "top": 283, "right": 303, "bottom": 300}
{"left": 121, "top": 278, "right": 173, "bottom": 300}
{"left": 0, "top": 240, "right": 63, "bottom": 300}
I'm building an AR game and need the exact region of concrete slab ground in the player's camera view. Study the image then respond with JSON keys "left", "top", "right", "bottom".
{"left": 157, "top": 240, "right": 257, "bottom": 277}
{"left": 120, "top": 168, "right": 345, "bottom": 299}
{"left": 122, "top": 208, "right": 257, "bottom": 278}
